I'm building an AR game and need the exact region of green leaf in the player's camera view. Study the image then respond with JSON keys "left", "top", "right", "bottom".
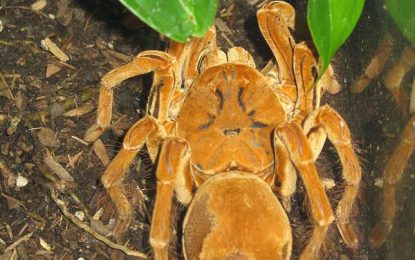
{"left": 119, "top": 0, "right": 218, "bottom": 42}
{"left": 307, "top": 0, "right": 365, "bottom": 74}
{"left": 386, "top": 0, "right": 415, "bottom": 46}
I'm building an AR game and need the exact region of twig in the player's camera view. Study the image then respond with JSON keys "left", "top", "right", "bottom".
{"left": 50, "top": 190, "right": 147, "bottom": 259}
{"left": 4, "top": 232, "right": 34, "bottom": 252}
{"left": 71, "top": 135, "right": 89, "bottom": 146}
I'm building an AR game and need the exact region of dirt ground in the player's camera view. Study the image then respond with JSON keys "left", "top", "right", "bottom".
{"left": 0, "top": 0, "right": 414, "bottom": 259}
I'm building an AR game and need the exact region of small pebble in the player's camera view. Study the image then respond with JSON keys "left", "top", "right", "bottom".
{"left": 31, "top": 0, "right": 47, "bottom": 11}
{"left": 374, "top": 178, "right": 383, "bottom": 188}
{"left": 322, "top": 178, "right": 335, "bottom": 190}
{"left": 75, "top": 211, "right": 85, "bottom": 222}
{"left": 16, "top": 175, "right": 28, "bottom": 188}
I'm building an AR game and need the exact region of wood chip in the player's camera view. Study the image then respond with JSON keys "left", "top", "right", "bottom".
{"left": 45, "top": 63, "right": 62, "bottom": 78}
{"left": 0, "top": 159, "right": 17, "bottom": 190}
{"left": 41, "top": 37, "right": 69, "bottom": 62}
{"left": 6, "top": 224, "right": 13, "bottom": 240}
{"left": 37, "top": 128, "right": 60, "bottom": 148}
{"left": 0, "top": 73, "right": 14, "bottom": 100}
{"left": 66, "top": 151, "right": 83, "bottom": 169}
{"left": 92, "top": 208, "right": 103, "bottom": 221}
{"left": 103, "top": 49, "right": 132, "bottom": 63}
{"left": 31, "top": 0, "right": 47, "bottom": 11}
{"left": 50, "top": 102, "right": 65, "bottom": 120}
{"left": 93, "top": 139, "right": 110, "bottom": 166}
{"left": 44, "top": 156, "right": 74, "bottom": 182}
{"left": 63, "top": 104, "right": 95, "bottom": 117}
{"left": 39, "top": 237, "right": 52, "bottom": 251}
{"left": 215, "top": 18, "right": 232, "bottom": 33}
{"left": 15, "top": 91, "right": 28, "bottom": 111}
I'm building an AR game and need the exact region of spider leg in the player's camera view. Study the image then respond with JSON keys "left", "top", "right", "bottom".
{"left": 291, "top": 43, "right": 341, "bottom": 122}
{"left": 165, "top": 27, "right": 218, "bottom": 120}
{"left": 349, "top": 34, "right": 394, "bottom": 94}
{"left": 303, "top": 105, "right": 362, "bottom": 249}
{"left": 370, "top": 114, "right": 415, "bottom": 248}
{"left": 150, "top": 137, "right": 193, "bottom": 260}
{"left": 181, "top": 26, "right": 217, "bottom": 89}
{"left": 291, "top": 43, "right": 317, "bottom": 123}
{"left": 274, "top": 132, "right": 297, "bottom": 212}
{"left": 101, "top": 116, "right": 166, "bottom": 239}
{"left": 276, "top": 123, "right": 334, "bottom": 259}
{"left": 257, "top": 1, "right": 296, "bottom": 85}
{"left": 84, "top": 51, "right": 177, "bottom": 142}
{"left": 384, "top": 47, "right": 415, "bottom": 117}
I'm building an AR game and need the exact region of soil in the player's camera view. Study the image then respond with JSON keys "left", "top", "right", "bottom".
{"left": 0, "top": 0, "right": 414, "bottom": 259}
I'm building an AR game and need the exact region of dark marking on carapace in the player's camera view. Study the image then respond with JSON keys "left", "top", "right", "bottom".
{"left": 199, "top": 114, "right": 216, "bottom": 130}
{"left": 230, "top": 66, "right": 236, "bottom": 80}
{"left": 251, "top": 121, "right": 268, "bottom": 129}
{"left": 223, "top": 128, "right": 241, "bottom": 136}
{"left": 247, "top": 110, "right": 256, "bottom": 117}
{"left": 221, "top": 66, "right": 236, "bottom": 81}
{"left": 215, "top": 89, "right": 224, "bottom": 111}
{"left": 237, "top": 87, "right": 246, "bottom": 112}
{"left": 222, "top": 68, "right": 228, "bottom": 80}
